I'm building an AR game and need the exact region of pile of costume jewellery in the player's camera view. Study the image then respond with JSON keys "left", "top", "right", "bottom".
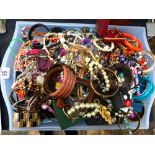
{"left": 9, "top": 23, "right": 155, "bottom": 134}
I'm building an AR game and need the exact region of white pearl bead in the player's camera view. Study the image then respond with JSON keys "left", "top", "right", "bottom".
{"left": 105, "top": 79, "right": 110, "bottom": 84}
{"left": 104, "top": 75, "right": 108, "bottom": 80}
{"left": 98, "top": 64, "right": 102, "bottom": 69}
{"left": 105, "top": 87, "right": 109, "bottom": 91}
{"left": 121, "top": 78, "right": 125, "bottom": 82}
{"left": 94, "top": 103, "right": 98, "bottom": 107}
{"left": 96, "top": 105, "right": 100, "bottom": 109}
{"left": 89, "top": 63, "right": 92, "bottom": 67}
{"left": 102, "top": 71, "right": 106, "bottom": 75}
{"left": 95, "top": 108, "right": 99, "bottom": 113}
{"left": 95, "top": 62, "right": 99, "bottom": 66}
{"left": 91, "top": 61, "right": 95, "bottom": 65}
{"left": 85, "top": 57, "right": 91, "bottom": 63}
{"left": 86, "top": 103, "right": 91, "bottom": 109}
{"left": 90, "top": 103, "right": 95, "bottom": 108}
{"left": 91, "top": 111, "right": 96, "bottom": 116}
{"left": 86, "top": 113, "right": 91, "bottom": 118}
{"left": 83, "top": 115, "right": 86, "bottom": 118}
{"left": 80, "top": 103, "right": 85, "bottom": 109}
{"left": 89, "top": 68, "right": 93, "bottom": 71}
{"left": 70, "top": 108, "right": 76, "bottom": 113}
{"left": 67, "top": 110, "right": 72, "bottom": 115}
{"left": 37, "top": 76, "right": 44, "bottom": 85}
{"left": 123, "top": 95, "right": 128, "bottom": 100}
{"left": 75, "top": 105, "right": 80, "bottom": 110}
{"left": 106, "top": 84, "right": 110, "bottom": 88}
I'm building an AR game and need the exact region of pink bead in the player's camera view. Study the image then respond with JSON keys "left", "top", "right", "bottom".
{"left": 42, "top": 104, "right": 48, "bottom": 110}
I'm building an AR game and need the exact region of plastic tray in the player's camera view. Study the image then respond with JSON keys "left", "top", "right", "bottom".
{"left": 1, "top": 21, "right": 155, "bottom": 131}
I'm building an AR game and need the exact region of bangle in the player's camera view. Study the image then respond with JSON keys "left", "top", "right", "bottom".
{"left": 77, "top": 69, "right": 86, "bottom": 101}
{"left": 50, "top": 27, "right": 65, "bottom": 33}
{"left": 117, "top": 111, "right": 140, "bottom": 135}
{"left": 28, "top": 23, "right": 49, "bottom": 40}
{"left": 89, "top": 61, "right": 119, "bottom": 97}
{"left": 64, "top": 29, "right": 84, "bottom": 46}
{"left": 13, "top": 111, "right": 41, "bottom": 128}
{"left": 110, "top": 63, "right": 133, "bottom": 90}
{"left": 88, "top": 60, "right": 111, "bottom": 92}
{"left": 44, "top": 64, "right": 76, "bottom": 99}
{"left": 43, "top": 32, "right": 61, "bottom": 56}
{"left": 138, "top": 51, "right": 155, "bottom": 74}
{"left": 93, "top": 38, "right": 115, "bottom": 52}
{"left": 76, "top": 77, "right": 97, "bottom": 103}
{"left": 10, "top": 95, "right": 28, "bottom": 112}
{"left": 21, "top": 26, "right": 30, "bottom": 40}
{"left": 123, "top": 33, "right": 143, "bottom": 52}
{"left": 132, "top": 77, "right": 154, "bottom": 101}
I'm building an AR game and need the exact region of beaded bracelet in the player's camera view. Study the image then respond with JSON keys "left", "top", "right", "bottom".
{"left": 87, "top": 60, "right": 119, "bottom": 97}
{"left": 93, "top": 38, "right": 115, "bottom": 52}
{"left": 66, "top": 102, "right": 100, "bottom": 119}
{"left": 117, "top": 111, "right": 141, "bottom": 135}
{"left": 64, "top": 29, "right": 84, "bottom": 46}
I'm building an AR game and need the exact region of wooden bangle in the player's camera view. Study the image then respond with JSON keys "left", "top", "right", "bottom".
{"left": 44, "top": 64, "right": 76, "bottom": 98}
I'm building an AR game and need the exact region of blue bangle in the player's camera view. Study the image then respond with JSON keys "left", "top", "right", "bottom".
{"left": 132, "top": 77, "right": 154, "bottom": 101}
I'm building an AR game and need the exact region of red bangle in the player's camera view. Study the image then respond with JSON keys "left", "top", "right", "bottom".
{"left": 123, "top": 33, "right": 143, "bottom": 52}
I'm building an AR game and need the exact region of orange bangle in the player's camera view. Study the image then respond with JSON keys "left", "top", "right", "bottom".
{"left": 123, "top": 33, "right": 143, "bottom": 52}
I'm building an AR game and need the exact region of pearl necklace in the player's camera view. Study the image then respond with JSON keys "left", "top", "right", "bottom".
{"left": 67, "top": 103, "right": 100, "bottom": 119}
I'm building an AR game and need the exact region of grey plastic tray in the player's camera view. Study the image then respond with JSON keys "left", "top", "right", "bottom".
{"left": 1, "top": 21, "right": 155, "bottom": 131}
